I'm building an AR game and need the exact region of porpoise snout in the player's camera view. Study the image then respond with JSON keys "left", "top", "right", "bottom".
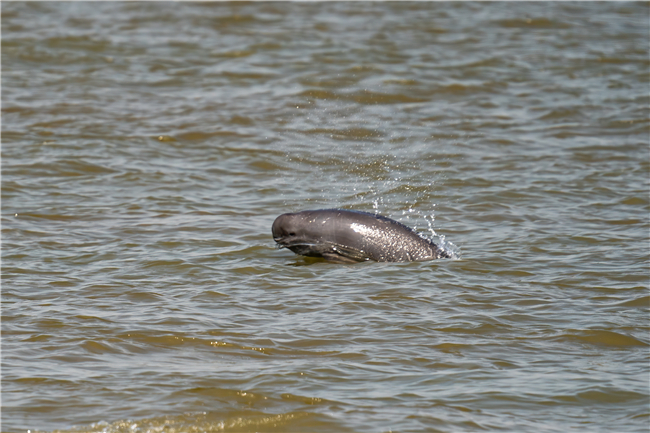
{"left": 272, "top": 213, "right": 298, "bottom": 243}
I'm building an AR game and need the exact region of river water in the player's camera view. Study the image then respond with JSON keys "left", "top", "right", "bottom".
{"left": 2, "top": 2, "right": 649, "bottom": 432}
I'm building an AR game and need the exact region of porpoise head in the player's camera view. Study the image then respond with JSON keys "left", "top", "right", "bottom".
{"left": 272, "top": 212, "right": 313, "bottom": 247}
{"left": 274, "top": 210, "right": 381, "bottom": 263}
{"left": 272, "top": 211, "right": 330, "bottom": 256}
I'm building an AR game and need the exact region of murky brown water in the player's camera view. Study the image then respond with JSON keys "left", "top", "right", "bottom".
{"left": 2, "top": 2, "right": 649, "bottom": 432}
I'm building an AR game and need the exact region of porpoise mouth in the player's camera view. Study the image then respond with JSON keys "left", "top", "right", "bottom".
{"left": 273, "top": 237, "right": 321, "bottom": 252}
{"left": 273, "top": 236, "right": 301, "bottom": 248}
{"left": 273, "top": 238, "right": 287, "bottom": 249}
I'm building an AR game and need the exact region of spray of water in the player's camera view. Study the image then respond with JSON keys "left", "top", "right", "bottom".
{"left": 280, "top": 90, "right": 460, "bottom": 259}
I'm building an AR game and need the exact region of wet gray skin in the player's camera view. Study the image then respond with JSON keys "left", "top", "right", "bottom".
{"left": 272, "top": 209, "right": 451, "bottom": 263}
